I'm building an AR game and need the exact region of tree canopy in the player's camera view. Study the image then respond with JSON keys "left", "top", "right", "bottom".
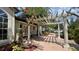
{"left": 24, "top": 7, "right": 48, "bottom": 17}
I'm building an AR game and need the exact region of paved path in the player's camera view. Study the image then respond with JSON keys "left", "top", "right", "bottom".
{"left": 31, "top": 33, "right": 70, "bottom": 51}
{"left": 40, "top": 33, "right": 64, "bottom": 45}
{"left": 33, "top": 40, "right": 69, "bottom": 51}
{"left": 42, "top": 33, "right": 56, "bottom": 42}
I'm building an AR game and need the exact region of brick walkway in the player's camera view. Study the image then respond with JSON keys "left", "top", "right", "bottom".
{"left": 31, "top": 33, "right": 70, "bottom": 51}
{"left": 33, "top": 40, "right": 69, "bottom": 51}
{"left": 40, "top": 33, "right": 64, "bottom": 45}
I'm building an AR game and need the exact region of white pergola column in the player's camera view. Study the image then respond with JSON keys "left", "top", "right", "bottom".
{"left": 37, "top": 25, "right": 40, "bottom": 36}
{"left": 58, "top": 23, "right": 60, "bottom": 39}
{"left": 37, "top": 25, "right": 42, "bottom": 36}
{"left": 27, "top": 25, "right": 30, "bottom": 42}
{"left": 39, "top": 26, "right": 42, "bottom": 35}
{"left": 63, "top": 18, "right": 69, "bottom": 48}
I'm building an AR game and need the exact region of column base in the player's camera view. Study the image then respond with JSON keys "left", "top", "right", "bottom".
{"left": 58, "top": 36, "right": 60, "bottom": 39}
{"left": 63, "top": 44, "right": 70, "bottom": 48}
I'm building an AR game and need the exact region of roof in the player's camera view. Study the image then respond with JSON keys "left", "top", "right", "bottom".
{"left": 15, "top": 16, "right": 26, "bottom": 22}
{"left": 0, "top": 8, "right": 27, "bottom": 22}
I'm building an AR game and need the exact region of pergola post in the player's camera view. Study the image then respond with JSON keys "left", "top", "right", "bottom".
{"left": 39, "top": 26, "right": 42, "bottom": 35}
{"left": 37, "top": 25, "right": 40, "bottom": 36}
{"left": 37, "top": 25, "right": 42, "bottom": 36}
{"left": 58, "top": 23, "right": 60, "bottom": 38}
{"left": 63, "top": 18, "right": 69, "bottom": 48}
{"left": 27, "top": 25, "right": 30, "bottom": 43}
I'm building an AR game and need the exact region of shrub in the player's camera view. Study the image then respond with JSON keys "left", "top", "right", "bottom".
{"left": 12, "top": 45, "right": 24, "bottom": 51}
{"left": 74, "top": 28, "right": 79, "bottom": 44}
{"left": 68, "top": 20, "right": 79, "bottom": 44}
{"left": 43, "top": 31, "right": 49, "bottom": 35}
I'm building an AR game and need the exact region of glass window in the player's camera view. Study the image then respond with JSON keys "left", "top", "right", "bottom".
{"left": 20, "top": 24, "right": 22, "bottom": 28}
{"left": 0, "top": 29, "right": 2, "bottom": 34}
{"left": 3, "top": 23, "right": 7, "bottom": 28}
{"left": 0, "top": 34, "right": 2, "bottom": 39}
{"left": 4, "top": 18, "right": 8, "bottom": 22}
{"left": 0, "top": 17, "right": 2, "bottom": 22}
{"left": 0, "top": 17, "right": 8, "bottom": 40}
{"left": 0, "top": 23, "right": 2, "bottom": 28}
{"left": 3, "top": 34, "right": 7, "bottom": 39}
{"left": 3, "top": 29, "right": 7, "bottom": 34}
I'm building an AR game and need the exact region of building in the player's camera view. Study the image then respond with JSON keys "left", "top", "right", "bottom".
{"left": 0, "top": 7, "right": 43, "bottom": 43}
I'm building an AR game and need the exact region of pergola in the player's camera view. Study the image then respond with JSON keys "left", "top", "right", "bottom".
{"left": 24, "top": 8, "right": 69, "bottom": 48}
{"left": 0, "top": 7, "right": 69, "bottom": 48}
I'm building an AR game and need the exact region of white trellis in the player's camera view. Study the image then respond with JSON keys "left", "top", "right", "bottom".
{"left": 38, "top": 9, "right": 69, "bottom": 48}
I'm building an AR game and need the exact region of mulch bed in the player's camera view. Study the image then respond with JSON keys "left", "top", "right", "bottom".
{"left": 0, "top": 44, "right": 38, "bottom": 51}
{"left": 0, "top": 44, "right": 13, "bottom": 51}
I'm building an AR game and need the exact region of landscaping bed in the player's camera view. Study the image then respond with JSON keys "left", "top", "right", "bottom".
{"left": 0, "top": 42, "right": 38, "bottom": 51}
{"left": 0, "top": 44, "right": 13, "bottom": 51}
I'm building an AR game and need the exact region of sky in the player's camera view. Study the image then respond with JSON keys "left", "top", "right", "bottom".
{"left": 50, "top": 7, "right": 78, "bottom": 22}
{"left": 14, "top": 7, "right": 78, "bottom": 23}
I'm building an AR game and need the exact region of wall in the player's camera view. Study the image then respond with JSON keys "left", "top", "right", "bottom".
{"left": 15, "top": 20, "right": 38, "bottom": 37}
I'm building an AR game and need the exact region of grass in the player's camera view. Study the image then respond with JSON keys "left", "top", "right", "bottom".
{"left": 70, "top": 47, "right": 78, "bottom": 51}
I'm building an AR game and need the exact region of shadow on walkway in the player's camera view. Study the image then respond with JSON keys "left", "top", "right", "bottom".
{"left": 31, "top": 36, "right": 45, "bottom": 41}
{"left": 69, "top": 43, "right": 79, "bottom": 51}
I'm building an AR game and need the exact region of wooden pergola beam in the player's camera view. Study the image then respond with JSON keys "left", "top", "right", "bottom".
{"left": 44, "top": 22, "right": 64, "bottom": 25}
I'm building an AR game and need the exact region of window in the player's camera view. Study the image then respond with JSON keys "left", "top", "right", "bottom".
{"left": 0, "top": 17, "right": 2, "bottom": 22}
{"left": 0, "top": 17, "right": 8, "bottom": 40}
{"left": 20, "top": 24, "right": 22, "bottom": 28}
{"left": 0, "top": 23, "right": 2, "bottom": 28}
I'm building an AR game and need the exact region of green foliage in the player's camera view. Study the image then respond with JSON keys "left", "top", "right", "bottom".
{"left": 43, "top": 31, "right": 49, "bottom": 35}
{"left": 25, "top": 7, "right": 48, "bottom": 17}
{"left": 47, "top": 24, "right": 57, "bottom": 29}
{"left": 68, "top": 20, "right": 79, "bottom": 44}
{"left": 10, "top": 42, "right": 24, "bottom": 51}
{"left": 12, "top": 45, "right": 24, "bottom": 51}
{"left": 74, "top": 28, "right": 79, "bottom": 44}
{"left": 70, "top": 47, "right": 77, "bottom": 51}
